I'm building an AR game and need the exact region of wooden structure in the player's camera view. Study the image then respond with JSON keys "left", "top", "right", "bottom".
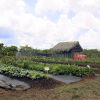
{"left": 52, "top": 41, "right": 83, "bottom": 58}
{"left": 16, "top": 52, "right": 54, "bottom": 57}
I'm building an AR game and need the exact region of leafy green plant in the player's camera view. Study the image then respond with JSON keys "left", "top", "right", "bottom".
{"left": 0, "top": 63, "right": 47, "bottom": 80}
{"left": 0, "top": 56, "right": 95, "bottom": 77}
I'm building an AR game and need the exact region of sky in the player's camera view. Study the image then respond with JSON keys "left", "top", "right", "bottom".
{"left": 0, "top": 0, "right": 100, "bottom": 50}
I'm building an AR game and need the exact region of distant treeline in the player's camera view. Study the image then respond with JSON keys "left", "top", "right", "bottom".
{"left": 0, "top": 43, "right": 53, "bottom": 58}
{"left": 81, "top": 49, "right": 100, "bottom": 58}
{"left": 0, "top": 43, "right": 100, "bottom": 58}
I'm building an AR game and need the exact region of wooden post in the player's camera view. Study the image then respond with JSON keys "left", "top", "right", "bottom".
{"left": 47, "top": 70, "right": 48, "bottom": 80}
{"left": 44, "top": 67, "right": 50, "bottom": 80}
{"left": 87, "top": 65, "right": 90, "bottom": 74}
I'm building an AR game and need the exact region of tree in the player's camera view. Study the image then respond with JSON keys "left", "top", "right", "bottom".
{"left": 0, "top": 43, "right": 4, "bottom": 50}
{"left": 19, "top": 44, "right": 33, "bottom": 52}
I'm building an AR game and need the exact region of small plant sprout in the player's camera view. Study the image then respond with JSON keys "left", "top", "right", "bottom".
{"left": 87, "top": 65, "right": 90, "bottom": 74}
{"left": 44, "top": 67, "right": 50, "bottom": 80}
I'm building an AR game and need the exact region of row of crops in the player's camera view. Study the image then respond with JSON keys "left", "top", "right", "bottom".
{"left": 0, "top": 56, "right": 95, "bottom": 77}
{"left": 1, "top": 55, "right": 100, "bottom": 63}
{"left": 16, "top": 56, "right": 100, "bottom": 63}
{"left": 0, "top": 63, "right": 47, "bottom": 80}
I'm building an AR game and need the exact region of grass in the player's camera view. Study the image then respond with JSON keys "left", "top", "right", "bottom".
{"left": 54, "top": 77, "right": 100, "bottom": 100}
{"left": 0, "top": 93, "right": 11, "bottom": 100}
{"left": 0, "top": 77, "right": 100, "bottom": 100}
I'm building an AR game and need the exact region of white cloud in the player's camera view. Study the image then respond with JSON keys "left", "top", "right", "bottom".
{"left": 72, "top": 0, "right": 100, "bottom": 14}
{"left": 0, "top": 40, "right": 3, "bottom": 44}
{"left": 79, "top": 29, "right": 100, "bottom": 48}
{"left": 35, "top": 0, "right": 100, "bottom": 14}
{"left": 0, "top": 0, "right": 57, "bottom": 49}
{"left": 71, "top": 12, "right": 100, "bottom": 29}
{"left": 0, "top": 0, "right": 100, "bottom": 49}
{"left": 35, "top": 0, "right": 65, "bottom": 14}
{"left": 0, "top": 0, "right": 26, "bottom": 12}
{"left": 56, "top": 14, "right": 80, "bottom": 40}
{"left": 79, "top": 0, "right": 100, "bottom": 7}
{"left": 0, "top": 0, "right": 26, "bottom": 28}
{"left": 15, "top": 32, "right": 53, "bottom": 49}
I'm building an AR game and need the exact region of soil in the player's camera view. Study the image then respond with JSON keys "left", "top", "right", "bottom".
{"left": 0, "top": 71, "right": 100, "bottom": 100}
{"left": 14, "top": 85, "right": 25, "bottom": 89}
{"left": 8, "top": 74, "right": 99, "bottom": 90}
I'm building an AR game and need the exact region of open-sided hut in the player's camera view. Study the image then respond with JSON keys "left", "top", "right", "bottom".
{"left": 16, "top": 52, "right": 32, "bottom": 57}
{"left": 52, "top": 41, "right": 83, "bottom": 58}
{"left": 16, "top": 52, "right": 54, "bottom": 57}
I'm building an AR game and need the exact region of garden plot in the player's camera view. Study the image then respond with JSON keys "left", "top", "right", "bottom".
{"left": 0, "top": 57, "right": 100, "bottom": 91}
{"left": 0, "top": 63, "right": 47, "bottom": 90}
{"left": 0, "top": 63, "right": 83, "bottom": 90}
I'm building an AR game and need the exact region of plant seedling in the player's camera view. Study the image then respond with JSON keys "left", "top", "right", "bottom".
{"left": 87, "top": 65, "right": 90, "bottom": 74}
{"left": 44, "top": 67, "right": 50, "bottom": 80}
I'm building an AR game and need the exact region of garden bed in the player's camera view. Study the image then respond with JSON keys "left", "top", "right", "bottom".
{"left": 0, "top": 73, "right": 100, "bottom": 100}
{"left": 0, "top": 72, "right": 98, "bottom": 90}
{"left": 31, "top": 59, "right": 100, "bottom": 68}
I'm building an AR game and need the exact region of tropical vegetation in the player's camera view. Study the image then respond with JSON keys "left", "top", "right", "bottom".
{"left": 0, "top": 63, "right": 47, "bottom": 80}
{"left": 0, "top": 56, "right": 95, "bottom": 77}
{"left": 1, "top": 42, "right": 100, "bottom": 59}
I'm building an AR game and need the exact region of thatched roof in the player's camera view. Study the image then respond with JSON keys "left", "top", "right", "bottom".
{"left": 52, "top": 41, "right": 83, "bottom": 52}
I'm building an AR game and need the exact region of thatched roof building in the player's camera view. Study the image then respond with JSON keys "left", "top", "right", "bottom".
{"left": 52, "top": 41, "right": 83, "bottom": 53}
{"left": 52, "top": 41, "right": 83, "bottom": 58}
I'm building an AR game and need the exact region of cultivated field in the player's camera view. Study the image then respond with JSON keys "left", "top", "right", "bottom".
{"left": 0, "top": 56, "right": 100, "bottom": 100}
